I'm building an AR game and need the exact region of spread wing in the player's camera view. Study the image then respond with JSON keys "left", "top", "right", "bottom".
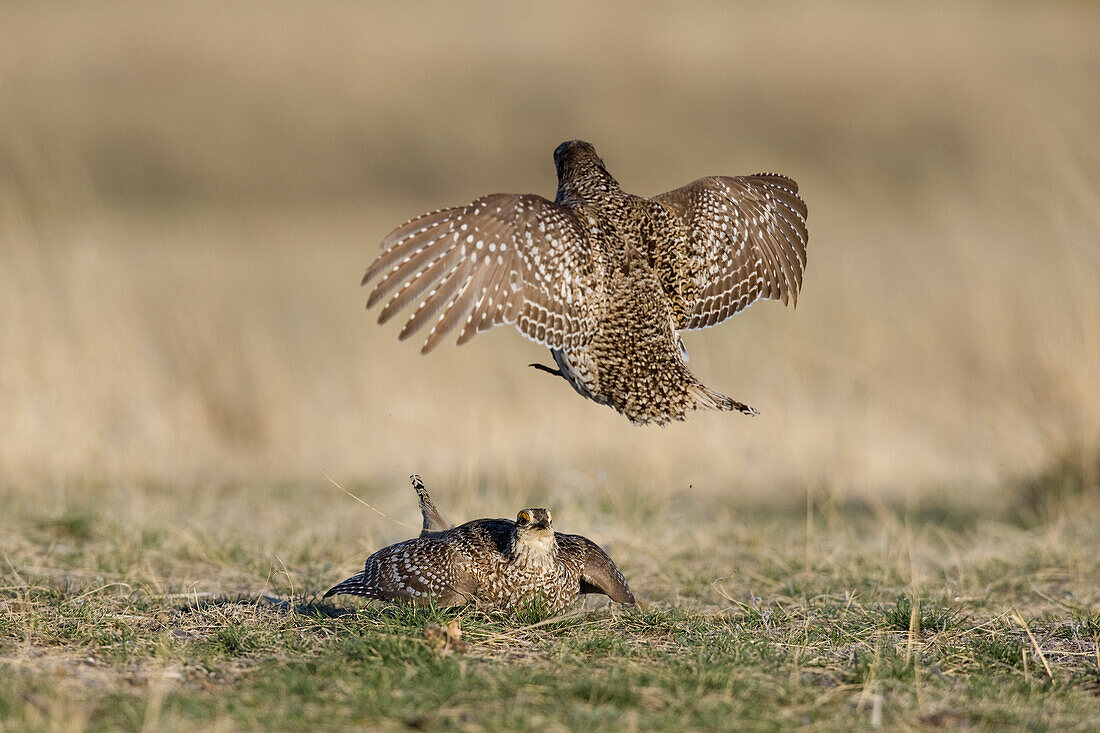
{"left": 652, "top": 174, "right": 807, "bottom": 331}
{"left": 363, "top": 194, "right": 602, "bottom": 353}
{"left": 559, "top": 534, "right": 635, "bottom": 605}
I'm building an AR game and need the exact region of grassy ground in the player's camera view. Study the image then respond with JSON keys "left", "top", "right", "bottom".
{"left": 3, "top": 462, "right": 1099, "bottom": 731}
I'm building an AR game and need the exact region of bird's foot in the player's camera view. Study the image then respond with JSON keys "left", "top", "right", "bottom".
{"left": 528, "top": 362, "right": 563, "bottom": 377}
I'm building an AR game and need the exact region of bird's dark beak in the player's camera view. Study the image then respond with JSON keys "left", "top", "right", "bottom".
{"left": 530, "top": 521, "right": 551, "bottom": 531}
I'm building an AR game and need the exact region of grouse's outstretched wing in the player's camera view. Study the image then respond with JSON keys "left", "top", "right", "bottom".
{"left": 363, "top": 194, "right": 603, "bottom": 353}
{"left": 653, "top": 175, "right": 807, "bottom": 331}
{"left": 559, "top": 534, "right": 635, "bottom": 604}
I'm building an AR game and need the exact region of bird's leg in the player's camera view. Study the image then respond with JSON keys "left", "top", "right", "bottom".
{"left": 528, "top": 362, "right": 563, "bottom": 378}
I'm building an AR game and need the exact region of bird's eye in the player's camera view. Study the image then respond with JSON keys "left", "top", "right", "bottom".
{"left": 517, "top": 511, "right": 530, "bottom": 524}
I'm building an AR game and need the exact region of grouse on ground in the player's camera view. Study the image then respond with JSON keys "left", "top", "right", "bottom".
{"left": 323, "top": 475, "right": 635, "bottom": 613}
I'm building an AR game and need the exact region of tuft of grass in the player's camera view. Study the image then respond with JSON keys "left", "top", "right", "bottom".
{"left": 969, "top": 636, "right": 1026, "bottom": 673}
{"left": 881, "top": 595, "right": 959, "bottom": 634}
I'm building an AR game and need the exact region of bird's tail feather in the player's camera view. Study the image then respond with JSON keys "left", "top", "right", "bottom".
{"left": 323, "top": 573, "right": 373, "bottom": 599}
{"left": 685, "top": 383, "right": 758, "bottom": 417}
{"left": 412, "top": 474, "right": 455, "bottom": 533}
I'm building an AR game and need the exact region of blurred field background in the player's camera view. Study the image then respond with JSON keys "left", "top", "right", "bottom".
{"left": 2, "top": 1, "right": 1098, "bottom": 510}
{"left": 3, "top": 2, "right": 1100, "bottom": 729}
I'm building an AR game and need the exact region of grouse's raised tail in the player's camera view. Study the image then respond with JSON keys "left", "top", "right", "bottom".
{"left": 362, "top": 140, "right": 808, "bottom": 425}
{"left": 323, "top": 475, "right": 635, "bottom": 613}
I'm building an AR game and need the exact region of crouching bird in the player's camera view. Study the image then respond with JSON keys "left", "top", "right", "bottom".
{"left": 323, "top": 475, "right": 635, "bottom": 613}
{"left": 361, "top": 139, "right": 808, "bottom": 425}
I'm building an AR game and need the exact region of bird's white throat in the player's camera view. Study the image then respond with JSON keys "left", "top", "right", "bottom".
{"left": 513, "top": 530, "right": 556, "bottom": 562}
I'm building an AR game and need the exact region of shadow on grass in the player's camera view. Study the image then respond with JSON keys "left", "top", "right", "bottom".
{"left": 172, "top": 592, "right": 541, "bottom": 627}
{"left": 173, "top": 593, "right": 360, "bottom": 619}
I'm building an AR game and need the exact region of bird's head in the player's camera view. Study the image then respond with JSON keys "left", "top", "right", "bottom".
{"left": 515, "top": 508, "right": 553, "bottom": 533}
{"left": 554, "top": 140, "right": 597, "bottom": 171}
{"left": 513, "top": 508, "right": 555, "bottom": 557}
{"left": 552, "top": 140, "right": 615, "bottom": 191}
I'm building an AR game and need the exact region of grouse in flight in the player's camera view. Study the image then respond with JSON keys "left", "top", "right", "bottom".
{"left": 362, "top": 140, "right": 808, "bottom": 425}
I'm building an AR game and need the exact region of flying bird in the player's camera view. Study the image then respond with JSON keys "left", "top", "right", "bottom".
{"left": 362, "top": 140, "right": 808, "bottom": 425}
{"left": 324, "top": 475, "right": 635, "bottom": 613}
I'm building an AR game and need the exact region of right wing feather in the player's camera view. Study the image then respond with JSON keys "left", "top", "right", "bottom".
{"left": 652, "top": 174, "right": 808, "bottom": 330}
{"left": 558, "top": 533, "right": 635, "bottom": 605}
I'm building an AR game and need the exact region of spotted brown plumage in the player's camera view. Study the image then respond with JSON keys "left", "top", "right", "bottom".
{"left": 323, "top": 475, "right": 635, "bottom": 613}
{"left": 363, "top": 140, "right": 808, "bottom": 425}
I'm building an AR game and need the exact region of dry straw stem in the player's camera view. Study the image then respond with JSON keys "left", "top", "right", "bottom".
{"left": 1014, "top": 608, "right": 1056, "bottom": 686}
{"left": 323, "top": 471, "right": 418, "bottom": 532}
